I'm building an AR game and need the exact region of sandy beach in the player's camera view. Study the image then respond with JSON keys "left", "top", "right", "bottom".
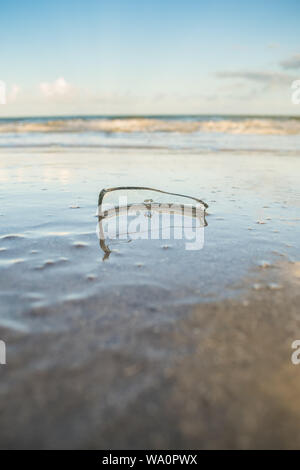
{"left": 0, "top": 145, "right": 299, "bottom": 448}
{"left": 2, "top": 0, "right": 300, "bottom": 453}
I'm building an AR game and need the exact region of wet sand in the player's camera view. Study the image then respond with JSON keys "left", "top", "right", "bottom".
{"left": 0, "top": 148, "right": 300, "bottom": 449}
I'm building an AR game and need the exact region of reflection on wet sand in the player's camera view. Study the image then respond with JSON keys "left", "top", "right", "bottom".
{"left": 1, "top": 148, "right": 300, "bottom": 449}
{"left": 97, "top": 186, "right": 208, "bottom": 260}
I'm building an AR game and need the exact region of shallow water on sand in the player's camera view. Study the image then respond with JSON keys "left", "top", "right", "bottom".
{"left": 0, "top": 148, "right": 299, "bottom": 325}
{"left": 0, "top": 148, "right": 299, "bottom": 448}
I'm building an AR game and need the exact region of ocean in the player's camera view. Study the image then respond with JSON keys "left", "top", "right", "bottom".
{"left": 0, "top": 114, "right": 300, "bottom": 151}
{"left": 1, "top": 113, "right": 300, "bottom": 448}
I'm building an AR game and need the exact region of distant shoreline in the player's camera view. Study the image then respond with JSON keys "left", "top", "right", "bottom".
{"left": 0, "top": 113, "right": 300, "bottom": 121}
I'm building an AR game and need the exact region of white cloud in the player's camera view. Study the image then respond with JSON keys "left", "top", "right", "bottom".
{"left": 268, "top": 43, "right": 280, "bottom": 49}
{"left": 8, "top": 84, "right": 21, "bottom": 103}
{"left": 216, "top": 70, "right": 293, "bottom": 87}
{"left": 280, "top": 54, "right": 300, "bottom": 70}
{"left": 39, "top": 77, "right": 75, "bottom": 99}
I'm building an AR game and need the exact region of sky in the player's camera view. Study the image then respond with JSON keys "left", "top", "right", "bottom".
{"left": 1, "top": 0, "right": 300, "bottom": 116}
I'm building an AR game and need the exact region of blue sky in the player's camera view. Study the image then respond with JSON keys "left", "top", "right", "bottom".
{"left": 1, "top": 0, "right": 300, "bottom": 116}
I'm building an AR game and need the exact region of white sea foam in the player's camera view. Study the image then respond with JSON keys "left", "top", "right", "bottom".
{"left": 1, "top": 116, "right": 300, "bottom": 135}
{"left": 1, "top": 116, "right": 300, "bottom": 150}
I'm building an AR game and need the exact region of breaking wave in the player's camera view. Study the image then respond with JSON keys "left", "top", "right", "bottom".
{"left": 1, "top": 115, "right": 300, "bottom": 151}
{"left": 0, "top": 116, "right": 300, "bottom": 135}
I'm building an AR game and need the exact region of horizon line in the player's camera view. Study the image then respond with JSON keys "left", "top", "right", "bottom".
{"left": 0, "top": 112, "right": 299, "bottom": 120}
